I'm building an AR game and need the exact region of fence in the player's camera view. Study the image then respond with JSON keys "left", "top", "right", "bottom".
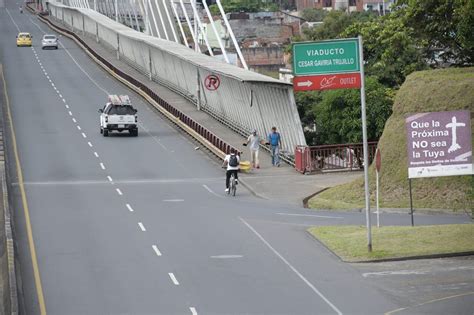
{"left": 295, "top": 142, "right": 378, "bottom": 173}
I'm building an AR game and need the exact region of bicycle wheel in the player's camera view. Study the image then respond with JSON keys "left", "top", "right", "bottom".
{"left": 231, "top": 175, "right": 237, "bottom": 196}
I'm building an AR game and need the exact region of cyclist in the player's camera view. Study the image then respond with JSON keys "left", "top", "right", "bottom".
{"left": 222, "top": 148, "right": 240, "bottom": 193}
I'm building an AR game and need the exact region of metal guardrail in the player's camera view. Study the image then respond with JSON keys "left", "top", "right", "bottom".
{"left": 37, "top": 13, "right": 240, "bottom": 157}
{"left": 295, "top": 142, "right": 378, "bottom": 173}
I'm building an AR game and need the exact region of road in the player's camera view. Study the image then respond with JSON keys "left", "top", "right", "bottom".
{"left": 1, "top": 2, "right": 473, "bottom": 314}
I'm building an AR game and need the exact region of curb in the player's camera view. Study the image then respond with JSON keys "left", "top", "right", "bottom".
{"left": 302, "top": 187, "right": 330, "bottom": 208}
{"left": 306, "top": 230, "right": 474, "bottom": 264}
{"left": 0, "top": 65, "right": 19, "bottom": 314}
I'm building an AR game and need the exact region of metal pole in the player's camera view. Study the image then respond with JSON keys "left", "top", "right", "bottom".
{"left": 215, "top": 0, "right": 248, "bottom": 69}
{"left": 179, "top": 0, "right": 198, "bottom": 49}
{"left": 94, "top": 0, "right": 96, "bottom": 11}
{"left": 192, "top": 0, "right": 198, "bottom": 52}
{"left": 409, "top": 178, "right": 414, "bottom": 226}
{"left": 358, "top": 35, "right": 372, "bottom": 252}
{"left": 162, "top": 0, "right": 178, "bottom": 42}
{"left": 190, "top": 0, "right": 214, "bottom": 56}
{"left": 115, "top": 0, "right": 118, "bottom": 22}
{"left": 154, "top": 0, "right": 169, "bottom": 40}
{"left": 193, "top": 0, "right": 200, "bottom": 111}
{"left": 376, "top": 169, "right": 380, "bottom": 228}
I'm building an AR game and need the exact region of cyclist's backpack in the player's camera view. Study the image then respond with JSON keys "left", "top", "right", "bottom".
{"left": 229, "top": 154, "right": 238, "bottom": 167}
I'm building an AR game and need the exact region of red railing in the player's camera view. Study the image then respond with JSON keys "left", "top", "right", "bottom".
{"left": 295, "top": 142, "right": 378, "bottom": 173}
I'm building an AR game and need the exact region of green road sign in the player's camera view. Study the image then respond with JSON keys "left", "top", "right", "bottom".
{"left": 292, "top": 38, "right": 360, "bottom": 76}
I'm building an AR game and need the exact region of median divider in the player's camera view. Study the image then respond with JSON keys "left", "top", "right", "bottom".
{"left": 34, "top": 10, "right": 239, "bottom": 160}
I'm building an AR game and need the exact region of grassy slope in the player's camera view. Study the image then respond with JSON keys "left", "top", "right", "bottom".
{"left": 310, "top": 68, "right": 474, "bottom": 211}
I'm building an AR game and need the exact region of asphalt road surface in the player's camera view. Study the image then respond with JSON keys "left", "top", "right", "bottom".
{"left": 1, "top": 3, "right": 473, "bottom": 315}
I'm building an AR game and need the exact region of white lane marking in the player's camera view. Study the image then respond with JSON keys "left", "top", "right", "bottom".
{"left": 107, "top": 176, "right": 113, "bottom": 182}
{"left": 48, "top": 79, "right": 52, "bottom": 83}
{"left": 152, "top": 245, "right": 162, "bottom": 256}
{"left": 116, "top": 188, "right": 123, "bottom": 195}
{"left": 126, "top": 204, "right": 134, "bottom": 212}
{"left": 77, "top": 126, "right": 81, "bottom": 130}
{"left": 88, "top": 142, "right": 93, "bottom": 147}
{"left": 239, "top": 217, "right": 343, "bottom": 315}
{"left": 168, "top": 273, "right": 179, "bottom": 285}
{"left": 210, "top": 255, "right": 243, "bottom": 259}
{"left": 62, "top": 98, "right": 67, "bottom": 103}
{"left": 363, "top": 266, "right": 474, "bottom": 278}
{"left": 99, "top": 162, "right": 105, "bottom": 169}
{"left": 59, "top": 94, "right": 62, "bottom": 98}
{"left": 68, "top": 111, "right": 73, "bottom": 116}
{"left": 82, "top": 133, "right": 87, "bottom": 138}
{"left": 6, "top": 8, "right": 21, "bottom": 31}
{"left": 46, "top": 76, "right": 49, "bottom": 80}
{"left": 65, "top": 104, "right": 69, "bottom": 109}
{"left": 138, "top": 222, "right": 146, "bottom": 231}
{"left": 30, "top": 19, "right": 111, "bottom": 96}
{"left": 276, "top": 213, "right": 344, "bottom": 220}
{"left": 190, "top": 307, "right": 197, "bottom": 315}
{"left": 72, "top": 118, "right": 77, "bottom": 123}
{"left": 202, "top": 184, "right": 222, "bottom": 198}
{"left": 51, "top": 82, "right": 55, "bottom": 87}
{"left": 163, "top": 199, "right": 184, "bottom": 202}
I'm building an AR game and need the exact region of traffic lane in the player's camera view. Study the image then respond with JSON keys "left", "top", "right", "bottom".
{"left": 20, "top": 183, "right": 194, "bottom": 314}
{"left": 356, "top": 256, "right": 474, "bottom": 314}
{"left": 123, "top": 185, "right": 339, "bottom": 314}
{"left": 393, "top": 293, "right": 474, "bottom": 315}
{"left": 27, "top": 16, "right": 225, "bottom": 181}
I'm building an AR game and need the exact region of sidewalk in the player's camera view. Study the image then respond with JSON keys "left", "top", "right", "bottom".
{"left": 44, "top": 16, "right": 362, "bottom": 207}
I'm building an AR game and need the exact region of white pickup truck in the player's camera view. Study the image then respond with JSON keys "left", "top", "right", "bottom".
{"left": 99, "top": 95, "right": 138, "bottom": 137}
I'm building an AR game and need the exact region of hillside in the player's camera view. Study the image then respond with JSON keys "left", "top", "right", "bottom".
{"left": 309, "top": 68, "right": 474, "bottom": 212}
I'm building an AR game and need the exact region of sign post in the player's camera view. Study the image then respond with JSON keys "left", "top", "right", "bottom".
{"left": 375, "top": 148, "right": 381, "bottom": 228}
{"left": 292, "top": 36, "right": 372, "bottom": 252}
{"left": 405, "top": 110, "right": 473, "bottom": 226}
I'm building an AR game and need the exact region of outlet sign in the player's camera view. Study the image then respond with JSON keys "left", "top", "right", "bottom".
{"left": 406, "top": 110, "right": 473, "bottom": 178}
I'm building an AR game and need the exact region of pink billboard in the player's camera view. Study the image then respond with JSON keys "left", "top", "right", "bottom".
{"left": 406, "top": 110, "right": 473, "bottom": 178}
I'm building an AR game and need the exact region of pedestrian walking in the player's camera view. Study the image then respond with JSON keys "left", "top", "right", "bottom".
{"left": 244, "top": 129, "right": 263, "bottom": 169}
{"left": 267, "top": 126, "right": 281, "bottom": 167}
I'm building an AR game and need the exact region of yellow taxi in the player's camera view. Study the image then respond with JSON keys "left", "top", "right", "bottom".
{"left": 16, "top": 32, "right": 32, "bottom": 47}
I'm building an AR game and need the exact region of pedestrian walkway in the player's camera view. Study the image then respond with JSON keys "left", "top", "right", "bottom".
{"left": 44, "top": 15, "right": 362, "bottom": 206}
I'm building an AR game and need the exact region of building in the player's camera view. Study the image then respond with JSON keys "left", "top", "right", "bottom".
{"left": 296, "top": 0, "right": 394, "bottom": 13}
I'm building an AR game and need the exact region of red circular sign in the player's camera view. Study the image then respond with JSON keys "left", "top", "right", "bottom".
{"left": 375, "top": 148, "right": 381, "bottom": 172}
{"left": 204, "top": 74, "right": 220, "bottom": 91}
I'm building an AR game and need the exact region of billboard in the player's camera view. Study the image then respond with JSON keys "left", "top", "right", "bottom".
{"left": 406, "top": 110, "right": 473, "bottom": 178}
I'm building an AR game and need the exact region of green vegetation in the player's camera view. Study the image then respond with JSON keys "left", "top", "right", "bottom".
{"left": 293, "top": 0, "right": 474, "bottom": 146}
{"left": 300, "top": 8, "right": 328, "bottom": 22}
{"left": 308, "top": 224, "right": 474, "bottom": 262}
{"left": 309, "top": 67, "right": 474, "bottom": 211}
{"left": 209, "top": 0, "right": 278, "bottom": 15}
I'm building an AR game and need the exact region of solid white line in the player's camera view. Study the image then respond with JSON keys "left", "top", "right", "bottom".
{"left": 190, "top": 307, "right": 197, "bottom": 315}
{"left": 72, "top": 118, "right": 76, "bottom": 123}
{"left": 82, "top": 133, "right": 87, "bottom": 138}
{"left": 163, "top": 199, "right": 184, "bottom": 202}
{"left": 5, "top": 8, "right": 21, "bottom": 31}
{"left": 138, "top": 222, "right": 146, "bottom": 231}
{"left": 152, "top": 245, "right": 162, "bottom": 256}
{"left": 202, "top": 184, "right": 222, "bottom": 198}
{"left": 276, "top": 213, "right": 344, "bottom": 219}
{"left": 88, "top": 142, "right": 93, "bottom": 147}
{"left": 116, "top": 188, "right": 123, "bottom": 195}
{"left": 126, "top": 204, "right": 134, "bottom": 212}
{"left": 100, "top": 162, "right": 105, "bottom": 169}
{"left": 77, "top": 126, "right": 81, "bottom": 130}
{"left": 107, "top": 176, "right": 113, "bottom": 182}
{"left": 68, "top": 111, "right": 72, "bottom": 116}
{"left": 168, "top": 273, "right": 179, "bottom": 285}
{"left": 239, "top": 217, "right": 343, "bottom": 315}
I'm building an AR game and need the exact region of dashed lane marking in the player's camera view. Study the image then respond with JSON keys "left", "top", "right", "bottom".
{"left": 77, "top": 126, "right": 81, "bottom": 130}
{"left": 72, "top": 118, "right": 76, "bottom": 123}
{"left": 116, "top": 188, "right": 123, "bottom": 196}
{"left": 168, "top": 273, "right": 179, "bottom": 285}
{"left": 100, "top": 162, "right": 105, "bottom": 169}
{"left": 152, "top": 245, "right": 162, "bottom": 256}
{"left": 190, "top": 307, "right": 198, "bottom": 315}
{"left": 163, "top": 199, "right": 184, "bottom": 202}
{"left": 68, "top": 111, "right": 72, "bottom": 116}
{"left": 202, "top": 184, "right": 222, "bottom": 198}
{"left": 94, "top": 152, "right": 99, "bottom": 157}
{"left": 107, "top": 176, "right": 113, "bottom": 182}
{"left": 138, "top": 222, "right": 146, "bottom": 232}
{"left": 276, "top": 213, "right": 344, "bottom": 220}
{"left": 88, "top": 142, "right": 93, "bottom": 147}
{"left": 81, "top": 132, "right": 87, "bottom": 138}
{"left": 126, "top": 204, "right": 134, "bottom": 212}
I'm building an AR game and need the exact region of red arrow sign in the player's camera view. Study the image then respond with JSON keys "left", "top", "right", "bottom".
{"left": 293, "top": 73, "right": 361, "bottom": 91}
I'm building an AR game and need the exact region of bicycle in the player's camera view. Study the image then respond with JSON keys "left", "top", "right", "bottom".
{"left": 227, "top": 173, "right": 237, "bottom": 196}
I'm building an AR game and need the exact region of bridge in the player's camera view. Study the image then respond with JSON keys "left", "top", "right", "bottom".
{"left": 0, "top": 1, "right": 473, "bottom": 314}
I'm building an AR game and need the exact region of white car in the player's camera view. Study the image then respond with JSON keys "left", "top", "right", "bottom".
{"left": 41, "top": 34, "right": 58, "bottom": 49}
{"left": 99, "top": 95, "right": 138, "bottom": 137}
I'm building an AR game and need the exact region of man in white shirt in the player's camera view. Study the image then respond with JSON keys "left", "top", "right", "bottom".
{"left": 222, "top": 148, "right": 240, "bottom": 193}
{"left": 245, "top": 129, "right": 262, "bottom": 169}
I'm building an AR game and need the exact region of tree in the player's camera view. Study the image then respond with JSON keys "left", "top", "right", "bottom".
{"left": 343, "top": 15, "right": 427, "bottom": 87}
{"left": 397, "top": 0, "right": 474, "bottom": 65}
{"left": 209, "top": 0, "right": 278, "bottom": 15}
{"left": 300, "top": 8, "right": 327, "bottom": 22}
{"left": 303, "top": 77, "right": 393, "bottom": 145}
